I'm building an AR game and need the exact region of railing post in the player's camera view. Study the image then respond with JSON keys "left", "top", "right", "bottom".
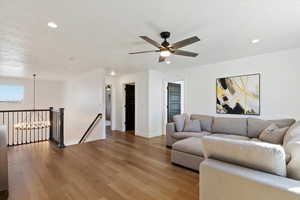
{"left": 49, "top": 107, "right": 53, "bottom": 140}
{"left": 58, "top": 108, "right": 65, "bottom": 148}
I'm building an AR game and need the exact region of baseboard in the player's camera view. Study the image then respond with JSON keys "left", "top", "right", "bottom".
{"left": 64, "top": 140, "right": 79, "bottom": 146}
{"left": 148, "top": 132, "right": 163, "bottom": 138}
{"left": 135, "top": 131, "right": 163, "bottom": 138}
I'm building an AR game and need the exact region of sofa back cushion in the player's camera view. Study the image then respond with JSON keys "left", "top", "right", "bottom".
{"left": 173, "top": 113, "right": 189, "bottom": 132}
{"left": 212, "top": 117, "right": 247, "bottom": 136}
{"left": 183, "top": 120, "right": 202, "bottom": 132}
{"left": 248, "top": 118, "right": 295, "bottom": 138}
{"left": 201, "top": 136, "right": 287, "bottom": 176}
{"left": 190, "top": 114, "right": 213, "bottom": 132}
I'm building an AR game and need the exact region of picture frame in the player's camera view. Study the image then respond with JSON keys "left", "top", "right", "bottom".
{"left": 216, "top": 73, "right": 261, "bottom": 115}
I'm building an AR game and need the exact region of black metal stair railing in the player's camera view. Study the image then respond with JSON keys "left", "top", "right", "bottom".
{"left": 79, "top": 113, "right": 102, "bottom": 144}
{"left": 49, "top": 107, "right": 65, "bottom": 148}
{"left": 0, "top": 107, "right": 65, "bottom": 148}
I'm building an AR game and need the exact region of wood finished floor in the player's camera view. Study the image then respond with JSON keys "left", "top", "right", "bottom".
{"left": 8, "top": 131, "right": 199, "bottom": 200}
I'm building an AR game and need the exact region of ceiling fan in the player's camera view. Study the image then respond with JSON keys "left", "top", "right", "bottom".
{"left": 129, "top": 31, "right": 200, "bottom": 63}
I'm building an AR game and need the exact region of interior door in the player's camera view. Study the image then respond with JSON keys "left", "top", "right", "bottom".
{"left": 125, "top": 84, "right": 135, "bottom": 131}
{"left": 167, "top": 83, "right": 181, "bottom": 123}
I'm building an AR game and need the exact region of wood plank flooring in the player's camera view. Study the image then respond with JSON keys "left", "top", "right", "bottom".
{"left": 8, "top": 131, "right": 199, "bottom": 200}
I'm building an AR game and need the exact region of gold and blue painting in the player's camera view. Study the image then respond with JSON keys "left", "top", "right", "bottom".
{"left": 216, "top": 74, "right": 260, "bottom": 115}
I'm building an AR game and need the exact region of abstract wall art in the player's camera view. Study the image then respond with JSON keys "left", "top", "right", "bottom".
{"left": 216, "top": 74, "right": 260, "bottom": 115}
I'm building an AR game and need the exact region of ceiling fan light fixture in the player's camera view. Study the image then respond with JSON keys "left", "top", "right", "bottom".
{"left": 160, "top": 50, "right": 171, "bottom": 57}
{"left": 47, "top": 22, "right": 58, "bottom": 29}
{"left": 166, "top": 60, "right": 171, "bottom": 64}
{"left": 251, "top": 39, "right": 260, "bottom": 44}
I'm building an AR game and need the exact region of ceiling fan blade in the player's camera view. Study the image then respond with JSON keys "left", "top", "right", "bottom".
{"left": 159, "top": 56, "right": 166, "bottom": 63}
{"left": 129, "top": 50, "right": 159, "bottom": 55}
{"left": 140, "top": 36, "right": 163, "bottom": 49}
{"left": 173, "top": 49, "right": 198, "bottom": 57}
{"left": 171, "top": 36, "right": 200, "bottom": 49}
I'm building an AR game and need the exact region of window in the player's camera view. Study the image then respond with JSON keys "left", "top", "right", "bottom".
{"left": 0, "top": 85, "right": 24, "bottom": 102}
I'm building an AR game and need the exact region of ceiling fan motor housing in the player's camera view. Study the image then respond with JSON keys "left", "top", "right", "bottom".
{"left": 160, "top": 31, "right": 171, "bottom": 39}
{"left": 160, "top": 32, "right": 171, "bottom": 47}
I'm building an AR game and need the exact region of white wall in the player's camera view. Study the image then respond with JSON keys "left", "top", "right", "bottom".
{"left": 115, "top": 71, "right": 149, "bottom": 137}
{"left": 164, "top": 48, "right": 300, "bottom": 120}
{"left": 63, "top": 69, "right": 106, "bottom": 146}
{"left": 0, "top": 77, "right": 63, "bottom": 110}
{"left": 148, "top": 70, "right": 164, "bottom": 137}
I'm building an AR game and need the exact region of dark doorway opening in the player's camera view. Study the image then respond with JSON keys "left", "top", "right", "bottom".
{"left": 167, "top": 82, "right": 182, "bottom": 123}
{"left": 125, "top": 84, "right": 135, "bottom": 131}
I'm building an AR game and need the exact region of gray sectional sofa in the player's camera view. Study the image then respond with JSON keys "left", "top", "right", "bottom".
{"left": 167, "top": 114, "right": 296, "bottom": 170}
{"left": 167, "top": 114, "right": 300, "bottom": 200}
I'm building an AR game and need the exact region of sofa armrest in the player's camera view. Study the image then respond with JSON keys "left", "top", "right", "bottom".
{"left": 166, "top": 122, "right": 175, "bottom": 134}
{"left": 166, "top": 123, "right": 177, "bottom": 147}
{"left": 286, "top": 141, "right": 300, "bottom": 180}
{"left": 200, "top": 159, "right": 300, "bottom": 200}
{"left": 201, "top": 136, "right": 287, "bottom": 176}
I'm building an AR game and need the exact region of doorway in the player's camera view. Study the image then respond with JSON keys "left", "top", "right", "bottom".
{"left": 167, "top": 81, "right": 184, "bottom": 123}
{"left": 125, "top": 83, "right": 135, "bottom": 132}
{"left": 105, "top": 85, "right": 112, "bottom": 130}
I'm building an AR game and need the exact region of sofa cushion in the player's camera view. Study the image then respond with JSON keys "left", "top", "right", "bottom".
{"left": 250, "top": 138, "right": 263, "bottom": 143}
{"left": 250, "top": 138, "right": 291, "bottom": 163}
{"left": 173, "top": 113, "right": 189, "bottom": 132}
{"left": 190, "top": 114, "right": 214, "bottom": 132}
{"left": 286, "top": 153, "right": 292, "bottom": 164}
{"left": 212, "top": 117, "right": 247, "bottom": 136}
{"left": 248, "top": 118, "right": 296, "bottom": 138}
{"left": 283, "top": 121, "right": 300, "bottom": 148}
{"left": 259, "top": 124, "right": 289, "bottom": 145}
{"left": 211, "top": 134, "right": 249, "bottom": 141}
{"left": 201, "top": 136, "right": 287, "bottom": 176}
{"left": 282, "top": 121, "right": 300, "bottom": 180}
{"left": 172, "top": 137, "right": 204, "bottom": 156}
{"left": 183, "top": 120, "right": 201, "bottom": 132}
{"left": 172, "top": 131, "right": 210, "bottom": 139}
{"left": 270, "top": 119, "right": 296, "bottom": 129}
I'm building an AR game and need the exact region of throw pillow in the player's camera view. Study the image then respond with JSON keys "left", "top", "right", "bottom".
{"left": 173, "top": 113, "right": 189, "bottom": 132}
{"left": 259, "top": 123, "right": 289, "bottom": 144}
{"left": 183, "top": 120, "right": 202, "bottom": 132}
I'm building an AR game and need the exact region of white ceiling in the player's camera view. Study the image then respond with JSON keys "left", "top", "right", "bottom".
{"left": 1, "top": 0, "right": 300, "bottom": 80}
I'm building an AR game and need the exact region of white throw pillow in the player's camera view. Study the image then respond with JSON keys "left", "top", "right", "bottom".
{"left": 259, "top": 123, "right": 289, "bottom": 145}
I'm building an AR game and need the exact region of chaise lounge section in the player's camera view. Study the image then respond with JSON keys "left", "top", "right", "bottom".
{"left": 200, "top": 124, "right": 300, "bottom": 200}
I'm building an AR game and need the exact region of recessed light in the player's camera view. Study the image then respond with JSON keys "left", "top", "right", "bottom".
{"left": 166, "top": 60, "right": 171, "bottom": 64}
{"left": 48, "top": 22, "right": 58, "bottom": 29}
{"left": 251, "top": 39, "right": 260, "bottom": 44}
{"left": 110, "top": 71, "right": 116, "bottom": 76}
